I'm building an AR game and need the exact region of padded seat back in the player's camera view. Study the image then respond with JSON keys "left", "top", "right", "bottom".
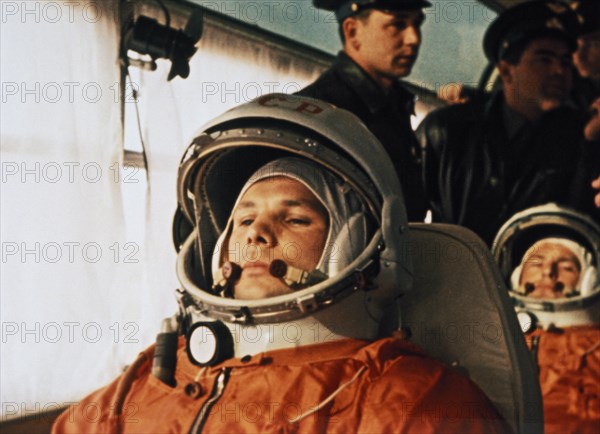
{"left": 401, "top": 223, "right": 543, "bottom": 434}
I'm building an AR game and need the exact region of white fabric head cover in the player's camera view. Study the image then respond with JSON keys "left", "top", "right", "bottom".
{"left": 211, "top": 157, "right": 370, "bottom": 283}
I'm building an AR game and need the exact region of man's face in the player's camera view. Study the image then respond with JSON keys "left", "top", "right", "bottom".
{"left": 574, "top": 32, "right": 600, "bottom": 79}
{"left": 227, "top": 177, "right": 329, "bottom": 300}
{"left": 348, "top": 9, "right": 424, "bottom": 85}
{"left": 500, "top": 38, "right": 573, "bottom": 115}
{"left": 519, "top": 242, "right": 581, "bottom": 299}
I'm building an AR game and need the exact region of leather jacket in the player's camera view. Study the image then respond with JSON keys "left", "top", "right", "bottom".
{"left": 298, "top": 52, "right": 428, "bottom": 222}
{"left": 417, "top": 93, "right": 594, "bottom": 245}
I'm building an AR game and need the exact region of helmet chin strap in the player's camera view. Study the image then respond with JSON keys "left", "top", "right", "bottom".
{"left": 212, "top": 260, "right": 328, "bottom": 297}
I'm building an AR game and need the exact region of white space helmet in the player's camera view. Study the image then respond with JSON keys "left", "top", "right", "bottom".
{"left": 172, "top": 94, "right": 412, "bottom": 365}
{"left": 492, "top": 204, "right": 600, "bottom": 331}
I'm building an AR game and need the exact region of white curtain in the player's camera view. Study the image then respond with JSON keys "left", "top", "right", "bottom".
{"left": 0, "top": 0, "right": 146, "bottom": 418}
{"left": 1, "top": 1, "right": 325, "bottom": 419}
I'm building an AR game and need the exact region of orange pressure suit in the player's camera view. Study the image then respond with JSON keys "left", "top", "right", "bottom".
{"left": 527, "top": 325, "right": 600, "bottom": 434}
{"left": 53, "top": 335, "right": 510, "bottom": 433}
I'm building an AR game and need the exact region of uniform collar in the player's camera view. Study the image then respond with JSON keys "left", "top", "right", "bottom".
{"left": 334, "top": 51, "right": 416, "bottom": 115}
{"left": 502, "top": 101, "right": 530, "bottom": 142}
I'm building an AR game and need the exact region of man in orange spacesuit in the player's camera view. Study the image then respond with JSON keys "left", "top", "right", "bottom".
{"left": 494, "top": 204, "right": 600, "bottom": 434}
{"left": 53, "top": 95, "right": 509, "bottom": 433}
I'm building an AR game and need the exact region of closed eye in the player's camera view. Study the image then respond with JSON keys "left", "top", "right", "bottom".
{"left": 233, "top": 216, "right": 255, "bottom": 227}
{"left": 559, "top": 265, "right": 576, "bottom": 273}
{"left": 287, "top": 218, "right": 310, "bottom": 226}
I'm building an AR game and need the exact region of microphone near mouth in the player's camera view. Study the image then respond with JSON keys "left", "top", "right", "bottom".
{"left": 213, "top": 259, "right": 328, "bottom": 297}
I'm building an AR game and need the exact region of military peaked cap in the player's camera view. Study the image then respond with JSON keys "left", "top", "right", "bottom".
{"left": 483, "top": 0, "right": 580, "bottom": 63}
{"left": 571, "top": 0, "right": 600, "bottom": 35}
{"left": 314, "top": 0, "right": 432, "bottom": 22}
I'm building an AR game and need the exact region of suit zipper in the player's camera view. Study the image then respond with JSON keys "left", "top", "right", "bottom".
{"left": 188, "top": 367, "right": 231, "bottom": 434}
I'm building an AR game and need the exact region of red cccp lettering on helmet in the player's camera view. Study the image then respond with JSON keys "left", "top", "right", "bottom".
{"left": 257, "top": 95, "right": 324, "bottom": 115}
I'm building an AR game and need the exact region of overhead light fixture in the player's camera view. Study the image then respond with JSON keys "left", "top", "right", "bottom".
{"left": 122, "top": 1, "right": 203, "bottom": 81}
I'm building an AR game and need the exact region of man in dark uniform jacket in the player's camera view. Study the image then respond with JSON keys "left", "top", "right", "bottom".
{"left": 298, "top": 0, "right": 430, "bottom": 221}
{"left": 417, "top": 1, "right": 597, "bottom": 246}
{"left": 571, "top": 0, "right": 600, "bottom": 209}
{"left": 571, "top": 0, "right": 600, "bottom": 108}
